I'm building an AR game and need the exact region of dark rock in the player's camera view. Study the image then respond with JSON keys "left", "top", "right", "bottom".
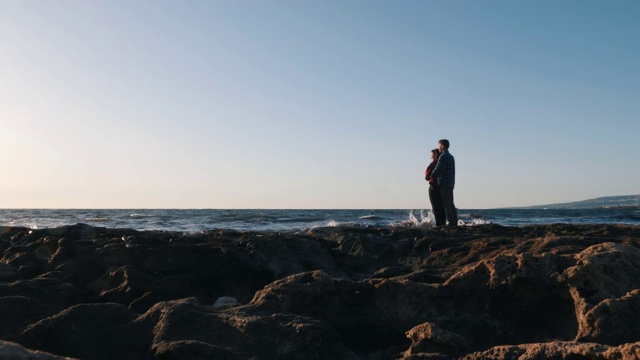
{"left": 0, "top": 340, "right": 73, "bottom": 359}
{"left": 0, "top": 273, "right": 80, "bottom": 312}
{"left": 9, "top": 303, "right": 144, "bottom": 360}
{"left": 153, "top": 340, "right": 243, "bottom": 360}
{"left": 140, "top": 297, "right": 350, "bottom": 360}
{"left": 0, "top": 296, "right": 55, "bottom": 337}
{"left": 577, "top": 289, "right": 640, "bottom": 345}
{"left": 87, "top": 265, "right": 161, "bottom": 305}
{"left": 3, "top": 224, "right": 640, "bottom": 359}
{"left": 564, "top": 242, "right": 640, "bottom": 345}
{"left": 462, "top": 341, "right": 640, "bottom": 360}
{"left": 371, "top": 266, "right": 412, "bottom": 279}
{"left": 0, "top": 263, "right": 17, "bottom": 281}
{"left": 129, "top": 291, "right": 169, "bottom": 313}
{"left": 405, "top": 322, "right": 469, "bottom": 357}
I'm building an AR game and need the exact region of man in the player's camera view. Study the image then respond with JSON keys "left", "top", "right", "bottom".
{"left": 431, "top": 139, "right": 457, "bottom": 227}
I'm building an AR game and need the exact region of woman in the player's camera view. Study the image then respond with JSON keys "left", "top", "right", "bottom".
{"left": 425, "top": 148, "right": 446, "bottom": 227}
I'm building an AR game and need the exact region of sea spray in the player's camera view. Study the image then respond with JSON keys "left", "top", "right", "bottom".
{"left": 391, "top": 210, "right": 435, "bottom": 228}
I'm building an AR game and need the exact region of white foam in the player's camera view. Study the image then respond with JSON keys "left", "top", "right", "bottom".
{"left": 391, "top": 210, "right": 434, "bottom": 228}
{"left": 327, "top": 220, "right": 340, "bottom": 227}
{"left": 467, "top": 218, "right": 491, "bottom": 225}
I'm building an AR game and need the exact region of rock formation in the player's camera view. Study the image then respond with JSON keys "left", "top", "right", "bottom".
{"left": 1, "top": 223, "right": 640, "bottom": 359}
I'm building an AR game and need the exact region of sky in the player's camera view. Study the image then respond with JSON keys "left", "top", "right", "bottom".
{"left": 1, "top": 1, "right": 638, "bottom": 209}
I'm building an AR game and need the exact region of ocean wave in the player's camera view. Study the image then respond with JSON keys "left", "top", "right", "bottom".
{"left": 130, "top": 213, "right": 154, "bottom": 219}
{"left": 616, "top": 214, "right": 640, "bottom": 221}
{"left": 1, "top": 208, "right": 639, "bottom": 233}
{"left": 467, "top": 218, "right": 491, "bottom": 225}
{"left": 359, "top": 215, "right": 382, "bottom": 220}
{"left": 277, "top": 217, "right": 327, "bottom": 223}
{"left": 390, "top": 211, "right": 432, "bottom": 228}
{"left": 309, "top": 220, "right": 355, "bottom": 230}
{"left": 389, "top": 211, "right": 491, "bottom": 228}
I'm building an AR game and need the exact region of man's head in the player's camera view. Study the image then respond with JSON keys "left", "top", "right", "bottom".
{"left": 438, "top": 139, "right": 450, "bottom": 151}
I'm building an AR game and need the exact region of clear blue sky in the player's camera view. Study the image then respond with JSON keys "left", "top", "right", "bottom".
{"left": 1, "top": 1, "right": 638, "bottom": 209}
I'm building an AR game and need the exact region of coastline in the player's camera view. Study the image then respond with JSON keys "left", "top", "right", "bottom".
{"left": 2, "top": 223, "right": 640, "bottom": 359}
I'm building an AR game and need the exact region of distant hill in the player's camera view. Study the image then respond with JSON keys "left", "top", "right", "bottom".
{"left": 524, "top": 195, "right": 640, "bottom": 209}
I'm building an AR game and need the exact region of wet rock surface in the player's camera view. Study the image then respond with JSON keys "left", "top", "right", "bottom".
{"left": 1, "top": 223, "right": 640, "bottom": 359}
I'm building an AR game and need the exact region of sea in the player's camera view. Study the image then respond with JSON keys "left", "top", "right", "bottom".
{"left": 1, "top": 208, "right": 639, "bottom": 233}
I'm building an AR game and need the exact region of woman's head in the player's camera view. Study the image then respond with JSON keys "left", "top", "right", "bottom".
{"left": 430, "top": 148, "right": 440, "bottom": 160}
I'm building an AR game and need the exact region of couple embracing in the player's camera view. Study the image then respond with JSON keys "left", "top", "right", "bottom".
{"left": 425, "top": 139, "right": 458, "bottom": 227}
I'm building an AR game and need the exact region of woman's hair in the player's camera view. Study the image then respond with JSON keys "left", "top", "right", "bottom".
{"left": 431, "top": 148, "right": 440, "bottom": 158}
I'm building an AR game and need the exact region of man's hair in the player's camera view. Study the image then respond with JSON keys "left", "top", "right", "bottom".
{"left": 438, "top": 139, "right": 450, "bottom": 149}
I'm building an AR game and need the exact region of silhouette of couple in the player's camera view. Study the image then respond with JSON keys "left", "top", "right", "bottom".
{"left": 425, "top": 139, "right": 457, "bottom": 227}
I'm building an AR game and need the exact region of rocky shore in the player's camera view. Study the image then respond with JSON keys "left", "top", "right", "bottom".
{"left": 2, "top": 223, "right": 640, "bottom": 359}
